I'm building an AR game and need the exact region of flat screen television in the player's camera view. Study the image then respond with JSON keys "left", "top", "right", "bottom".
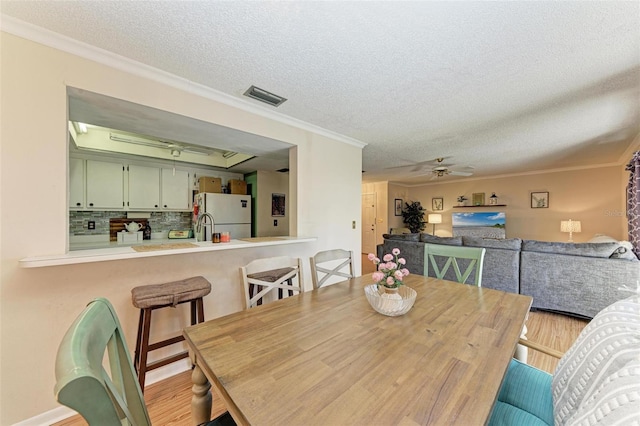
{"left": 452, "top": 212, "right": 506, "bottom": 239}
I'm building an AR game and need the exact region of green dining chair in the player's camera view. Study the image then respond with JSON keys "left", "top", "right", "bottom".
{"left": 54, "top": 297, "right": 235, "bottom": 426}
{"left": 423, "top": 243, "right": 486, "bottom": 286}
{"left": 488, "top": 294, "right": 640, "bottom": 425}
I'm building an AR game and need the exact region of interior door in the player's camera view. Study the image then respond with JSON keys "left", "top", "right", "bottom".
{"left": 362, "top": 193, "right": 376, "bottom": 254}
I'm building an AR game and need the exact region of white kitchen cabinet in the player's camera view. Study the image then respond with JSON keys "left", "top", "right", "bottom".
{"left": 86, "top": 160, "right": 124, "bottom": 209}
{"left": 161, "top": 169, "right": 190, "bottom": 210}
{"left": 69, "top": 158, "right": 85, "bottom": 209}
{"left": 128, "top": 165, "right": 160, "bottom": 209}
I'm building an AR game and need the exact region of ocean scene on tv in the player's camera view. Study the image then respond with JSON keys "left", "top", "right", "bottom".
{"left": 452, "top": 212, "right": 506, "bottom": 239}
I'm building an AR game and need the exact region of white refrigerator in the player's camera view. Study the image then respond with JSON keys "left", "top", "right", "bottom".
{"left": 194, "top": 193, "right": 252, "bottom": 241}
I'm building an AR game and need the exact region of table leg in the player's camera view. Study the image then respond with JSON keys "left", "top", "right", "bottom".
{"left": 514, "top": 323, "right": 528, "bottom": 363}
{"left": 190, "top": 356, "right": 212, "bottom": 426}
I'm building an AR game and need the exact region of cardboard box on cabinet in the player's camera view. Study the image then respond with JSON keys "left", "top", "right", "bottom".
{"left": 198, "top": 176, "right": 222, "bottom": 193}
{"left": 228, "top": 179, "right": 247, "bottom": 195}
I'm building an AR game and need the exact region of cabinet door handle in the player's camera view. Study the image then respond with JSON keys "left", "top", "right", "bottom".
{"left": 155, "top": 205, "right": 158, "bottom": 208}
{"left": 89, "top": 203, "right": 94, "bottom": 207}
{"left": 76, "top": 202, "right": 81, "bottom": 206}
{"left": 164, "top": 205, "right": 167, "bottom": 208}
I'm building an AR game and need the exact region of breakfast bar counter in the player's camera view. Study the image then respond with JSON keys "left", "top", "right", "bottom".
{"left": 19, "top": 236, "right": 316, "bottom": 268}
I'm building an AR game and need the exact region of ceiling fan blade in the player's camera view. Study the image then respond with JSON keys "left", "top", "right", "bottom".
{"left": 384, "top": 157, "right": 452, "bottom": 171}
{"left": 449, "top": 170, "right": 473, "bottom": 176}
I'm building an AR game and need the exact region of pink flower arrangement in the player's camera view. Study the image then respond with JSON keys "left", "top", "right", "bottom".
{"left": 367, "top": 248, "right": 410, "bottom": 288}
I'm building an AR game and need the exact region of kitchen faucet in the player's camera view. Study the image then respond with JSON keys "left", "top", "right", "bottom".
{"left": 195, "top": 212, "right": 215, "bottom": 242}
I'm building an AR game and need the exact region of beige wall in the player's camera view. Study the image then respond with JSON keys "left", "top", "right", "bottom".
{"left": 255, "top": 170, "right": 290, "bottom": 237}
{"left": 0, "top": 33, "right": 362, "bottom": 424}
{"left": 406, "top": 165, "right": 628, "bottom": 242}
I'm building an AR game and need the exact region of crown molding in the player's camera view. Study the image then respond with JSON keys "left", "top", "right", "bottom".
{"left": 0, "top": 15, "right": 366, "bottom": 150}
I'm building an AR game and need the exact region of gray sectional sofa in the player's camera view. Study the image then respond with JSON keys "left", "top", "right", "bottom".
{"left": 376, "top": 233, "right": 639, "bottom": 318}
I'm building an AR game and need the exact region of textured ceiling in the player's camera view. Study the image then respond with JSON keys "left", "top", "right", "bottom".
{"left": 2, "top": 1, "right": 639, "bottom": 184}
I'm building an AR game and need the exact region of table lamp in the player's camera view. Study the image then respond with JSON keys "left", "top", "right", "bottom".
{"left": 428, "top": 214, "right": 442, "bottom": 235}
{"left": 560, "top": 219, "right": 581, "bottom": 242}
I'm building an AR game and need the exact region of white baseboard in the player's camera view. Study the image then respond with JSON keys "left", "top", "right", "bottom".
{"left": 14, "top": 361, "right": 191, "bottom": 425}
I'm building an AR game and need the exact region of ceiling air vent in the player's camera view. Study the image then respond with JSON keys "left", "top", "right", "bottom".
{"left": 243, "top": 85, "right": 287, "bottom": 107}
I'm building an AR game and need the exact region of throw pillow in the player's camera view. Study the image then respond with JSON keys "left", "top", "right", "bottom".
{"left": 586, "top": 236, "right": 637, "bottom": 260}
{"left": 609, "top": 241, "right": 638, "bottom": 260}
{"left": 553, "top": 295, "right": 640, "bottom": 425}
{"left": 420, "top": 234, "right": 463, "bottom": 246}
{"left": 462, "top": 236, "right": 522, "bottom": 251}
{"left": 588, "top": 234, "right": 617, "bottom": 244}
{"left": 382, "top": 233, "right": 420, "bottom": 242}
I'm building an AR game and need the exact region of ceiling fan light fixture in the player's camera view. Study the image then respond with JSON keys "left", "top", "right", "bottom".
{"left": 243, "top": 85, "right": 287, "bottom": 107}
{"left": 170, "top": 149, "right": 181, "bottom": 157}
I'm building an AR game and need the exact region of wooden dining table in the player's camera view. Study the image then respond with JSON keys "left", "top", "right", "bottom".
{"left": 183, "top": 274, "right": 532, "bottom": 425}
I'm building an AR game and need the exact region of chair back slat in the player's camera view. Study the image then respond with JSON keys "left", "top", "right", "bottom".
{"left": 310, "top": 249, "right": 355, "bottom": 289}
{"left": 55, "top": 298, "right": 151, "bottom": 426}
{"left": 424, "top": 244, "right": 486, "bottom": 286}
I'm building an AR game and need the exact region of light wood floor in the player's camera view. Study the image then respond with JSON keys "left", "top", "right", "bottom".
{"left": 54, "top": 259, "right": 588, "bottom": 426}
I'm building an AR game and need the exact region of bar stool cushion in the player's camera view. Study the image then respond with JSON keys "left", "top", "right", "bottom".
{"left": 246, "top": 267, "right": 294, "bottom": 282}
{"left": 131, "top": 276, "right": 211, "bottom": 309}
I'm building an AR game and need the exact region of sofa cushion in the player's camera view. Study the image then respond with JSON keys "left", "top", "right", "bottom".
{"left": 382, "top": 233, "right": 420, "bottom": 242}
{"left": 521, "top": 240, "right": 621, "bottom": 258}
{"left": 488, "top": 359, "right": 553, "bottom": 426}
{"left": 553, "top": 295, "right": 640, "bottom": 425}
{"left": 463, "top": 236, "right": 522, "bottom": 251}
{"left": 420, "top": 234, "right": 462, "bottom": 246}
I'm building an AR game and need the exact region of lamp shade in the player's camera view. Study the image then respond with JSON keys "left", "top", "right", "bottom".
{"left": 560, "top": 220, "right": 581, "bottom": 233}
{"left": 428, "top": 214, "right": 442, "bottom": 224}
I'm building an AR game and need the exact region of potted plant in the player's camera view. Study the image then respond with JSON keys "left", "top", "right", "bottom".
{"left": 401, "top": 201, "right": 426, "bottom": 233}
{"left": 457, "top": 195, "right": 468, "bottom": 206}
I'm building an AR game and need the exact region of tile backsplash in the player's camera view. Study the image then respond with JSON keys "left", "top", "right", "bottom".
{"left": 69, "top": 211, "right": 192, "bottom": 236}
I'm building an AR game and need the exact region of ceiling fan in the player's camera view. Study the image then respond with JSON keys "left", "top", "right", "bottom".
{"left": 386, "top": 157, "right": 474, "bottom": 178}
{"left": 426, "top": 158, "right": 474, "bottom": 179}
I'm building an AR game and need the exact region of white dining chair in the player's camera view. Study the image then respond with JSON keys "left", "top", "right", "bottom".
{"left": 310, "top": 249, "right": 355, "bottom": 289}
{"left": 240, "top": 256, "right": 304, "bottom": 309}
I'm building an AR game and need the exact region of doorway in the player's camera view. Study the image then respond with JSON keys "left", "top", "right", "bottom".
{"left": 361, "top": 193, "right": 376, "bottom": 254}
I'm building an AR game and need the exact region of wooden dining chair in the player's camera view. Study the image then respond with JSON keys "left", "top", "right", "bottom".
{"left": 240, "top": 256, "right": 304, "bottom": 309}
{"left": 423, "top": 243, "right": 486, "bottom": 286}
{"left": 310, "top": 249, "right": 355, "bottom": 289}
{"left": 54, "top": 297, "right": 235, "bottom": 426}
{"left": 488, "top": 294, "right": 640, "bottom": 425}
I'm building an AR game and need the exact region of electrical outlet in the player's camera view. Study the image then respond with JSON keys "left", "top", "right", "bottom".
{"left": 274, "top": 219, "right": 278, "bottom": 226}
{"left": 352, "top": 221, "right": 356, "bottom": 229}
{"left": 88, "top": 221, "right": 95, "bottom": 230}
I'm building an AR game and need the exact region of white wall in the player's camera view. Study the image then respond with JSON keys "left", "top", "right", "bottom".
{"left": 0, "top": 32, "right": 363, "bottom": 424}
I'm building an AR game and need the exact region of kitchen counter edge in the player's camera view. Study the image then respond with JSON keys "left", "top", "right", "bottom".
{"left": 19, "top": 237, "right": 317, "bottom": 268}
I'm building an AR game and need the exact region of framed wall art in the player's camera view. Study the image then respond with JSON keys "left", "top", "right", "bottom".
{"left": 394, "top": 199, "right": 403, "bottom": 216}
{"left": 472, "top": 193, "right": 485, "bottom": 206}
{"left": 272, "top": 193, "right": 286, "bottom": 216}
{"left": 531, "top": 191, "right": 549, "bottom": 209}
{"left": 432, "top": 197, "right": 443, "bottom": 211}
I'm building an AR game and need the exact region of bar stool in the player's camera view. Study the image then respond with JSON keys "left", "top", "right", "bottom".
{"left": 131, "top": 276, "right": 211, "bottom": 391}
